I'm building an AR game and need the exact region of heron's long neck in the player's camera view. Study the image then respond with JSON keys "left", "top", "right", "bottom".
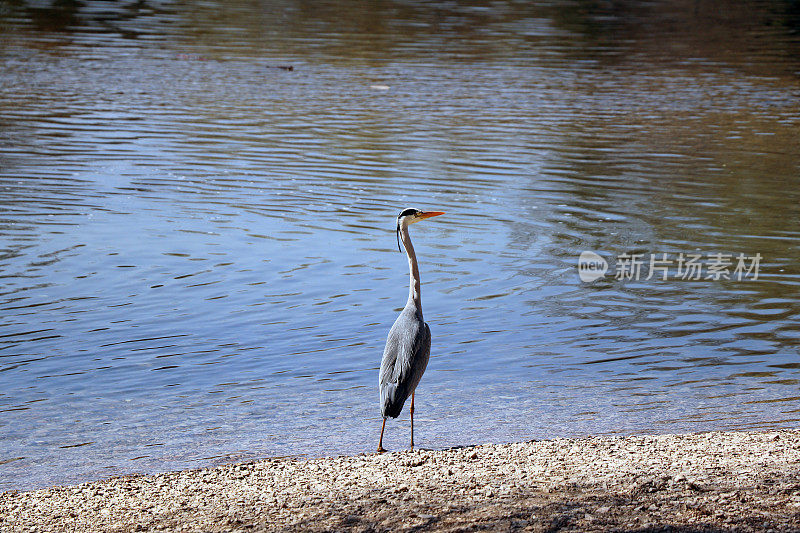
{"left": 399, "top": 224, "right": 422, "bottom": 311}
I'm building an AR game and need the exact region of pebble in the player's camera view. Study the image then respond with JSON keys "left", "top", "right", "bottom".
{"left": 1, "top": 429, "right": 799, "bottom": 532}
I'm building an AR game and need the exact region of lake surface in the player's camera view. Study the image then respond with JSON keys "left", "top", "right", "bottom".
{"left": 1, "top": 0, "right": 799, "bottom": 491}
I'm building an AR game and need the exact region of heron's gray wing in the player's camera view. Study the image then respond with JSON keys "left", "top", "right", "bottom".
{"left": 379, "top": 315, "right": 431, "bottom": 418}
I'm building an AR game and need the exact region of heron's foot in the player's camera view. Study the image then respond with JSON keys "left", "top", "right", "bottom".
{"left": 377, "top": 445, "right": 387, "bottom": 454}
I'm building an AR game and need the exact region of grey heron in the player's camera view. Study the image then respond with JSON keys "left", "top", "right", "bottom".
{"left": 377, "top": 208, "right": 444, "bottom": 453}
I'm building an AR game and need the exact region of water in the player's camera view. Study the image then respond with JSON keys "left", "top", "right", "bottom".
{"left": 1, "top": 0, "right": 799, "bottom": 491}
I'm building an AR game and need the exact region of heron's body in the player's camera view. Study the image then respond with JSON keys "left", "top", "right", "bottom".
{"left": 379, "top": 305, "right": 430, "bottom": 418}
{"left": 377, "top": 208, "right": 443, "bottom": 453}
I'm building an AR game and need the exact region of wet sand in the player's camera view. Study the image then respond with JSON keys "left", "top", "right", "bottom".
{"left": 2, "top": 429, "right": 799, "bottom": 532}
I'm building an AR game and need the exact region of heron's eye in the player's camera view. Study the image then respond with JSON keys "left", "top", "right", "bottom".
{"left": 398, "top": 208, "right": 418, "bottom": 218}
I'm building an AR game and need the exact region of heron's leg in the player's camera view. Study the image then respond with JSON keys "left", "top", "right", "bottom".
{"left": 410, "top": 392, "right": 415, "bottom": 449}
{"left": 377, "top": 418, "right": 387, "bottom": 453}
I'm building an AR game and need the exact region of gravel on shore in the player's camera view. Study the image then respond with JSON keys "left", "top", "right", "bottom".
{"left": 2, "top": 429, "right": 799, "bottom": 532}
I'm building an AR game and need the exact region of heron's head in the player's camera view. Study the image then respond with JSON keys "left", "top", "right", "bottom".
{"left": 396, "top": 208, "right": 445, "bottom": 251}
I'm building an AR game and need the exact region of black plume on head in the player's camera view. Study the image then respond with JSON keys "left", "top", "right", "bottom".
{"left": 396, "top": 218, "right": 402, "bottom": 251}
{"left": 396, "top": 208, "right": 418, "bottom": 252}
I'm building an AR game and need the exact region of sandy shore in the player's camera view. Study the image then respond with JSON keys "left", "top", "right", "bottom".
{"left": 2, "top": 429, "right": 799, "bottom": 532}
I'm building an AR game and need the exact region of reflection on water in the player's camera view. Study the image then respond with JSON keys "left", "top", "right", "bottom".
{"left": 1, "top": 0, "right": 799, "bottom": 491}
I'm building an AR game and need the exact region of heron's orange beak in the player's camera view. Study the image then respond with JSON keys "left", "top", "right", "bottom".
{"left": 417, "top": 211, "right": 445, "bottom": 220}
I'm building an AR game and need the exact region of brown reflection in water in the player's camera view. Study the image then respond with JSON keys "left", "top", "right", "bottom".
{"left": 549, "top": 0, "right": 800, "bottom": 78}
{"left": 8, "top": 0, "right": 796, "bottom": 69}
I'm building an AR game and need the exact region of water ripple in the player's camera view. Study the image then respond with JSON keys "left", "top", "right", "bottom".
{"left": 1, "top": 0, "right": 799, "bottom": 491}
